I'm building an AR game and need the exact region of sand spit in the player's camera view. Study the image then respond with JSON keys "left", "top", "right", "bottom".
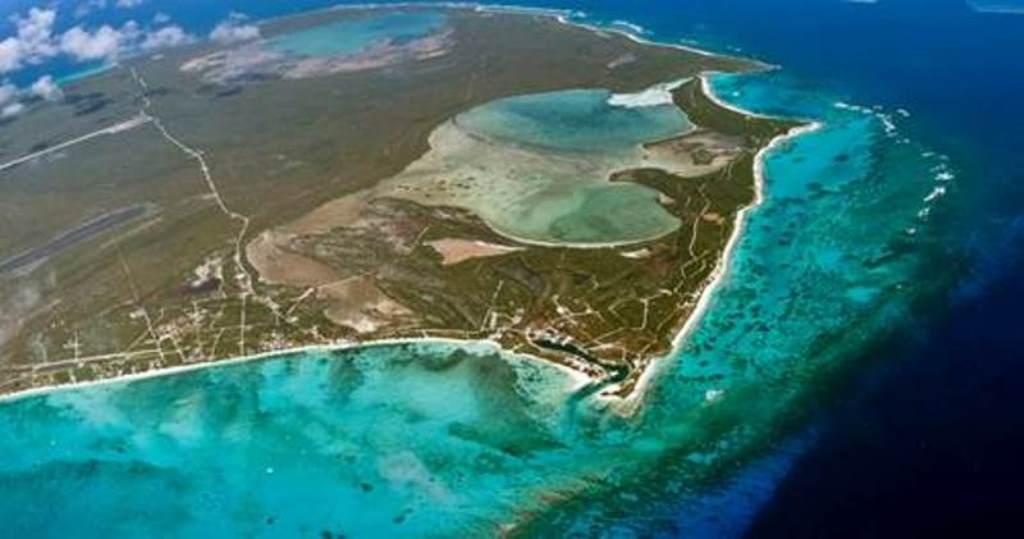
{"left": 0, "top": 337, "right": 591, "bottom": 404}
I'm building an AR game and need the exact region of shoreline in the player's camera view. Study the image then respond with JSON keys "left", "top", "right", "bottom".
{"left": 481, "top": 215, "right": 682, "bottom": 250}
{"left": 617, "top": 110, "right": 824, "bottom": 412}
{"left": 0, "top": 336, "right": 593, "bottom": 404}
{"left": 0, "top": 3, "right": 822, "bottom": 410}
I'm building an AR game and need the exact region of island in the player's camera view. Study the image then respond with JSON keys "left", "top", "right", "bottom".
{"left": 0, "top": 6, "right": 799, "bottom": 399}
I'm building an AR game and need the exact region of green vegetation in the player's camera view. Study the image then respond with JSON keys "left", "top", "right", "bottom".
{"left": 0, "top": 7, "right": 793, "bottom": 397}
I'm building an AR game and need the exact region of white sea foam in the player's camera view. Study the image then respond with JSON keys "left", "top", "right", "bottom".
{"left": 607, "top": 79, "right": 687, "bottom": 108}
{"left": 967, "top": 1, "right": 1024, "bottom": 15}
{"left": 704, "top": 388, "right": 725, "bottom": 403}
{"left": 834, "top": 101, "right": 873, "bottom": 115}
{"left": 471, "top": 3, "right": 574, "bottom": 18}
{"left": 610, "top": 20, "right": 648, "bottom": 36}
{"left": 878, "top": 113, "right": 897, "bottom": 136}
{"left": 617, "top": 96, "right": 825, "bottom": 412}
{"left": 923, "top": 185, "right": 947, "bottom": 203}
{"left": 833, "top": 101, "right": 900, "bottom": 136}
{"left": 0, "top": 337, "right": 593, "bottom": 404}
{"left": 930, "top": 162, "right": 956, "bottom": 182}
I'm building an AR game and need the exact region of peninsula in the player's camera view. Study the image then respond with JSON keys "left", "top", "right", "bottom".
{"left": 0, "top": 6, "right": 799, "bottom": 399}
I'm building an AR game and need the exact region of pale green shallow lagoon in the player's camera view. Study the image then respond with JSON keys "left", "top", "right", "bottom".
{"left": 268, "top": 11, "right": 446, "bottom": 57}
{"left": 392, "top": 87, "right": 692, "bottom": 246}
{"left": 456, "top": 88, "right": 691, "bottom": 155}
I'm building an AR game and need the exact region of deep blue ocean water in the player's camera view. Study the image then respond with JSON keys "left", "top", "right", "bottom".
{"left": 2, "top": 0, "right": 1023, "bottom": 536}
{"left": 558, "top": 1, "right": 1024, "bottom": 536}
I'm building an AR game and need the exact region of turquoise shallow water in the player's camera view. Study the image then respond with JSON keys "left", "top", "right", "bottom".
{"left": 0, "top": 70, "right": 948, "bottom": 536}
{"left": 0, "top": 6, "right": 963, "bottom": 537}
{"left": 522, "top": 71, "right": 953, "bottom": 533}
{"left": 456, "top": 88, "right": 692, "bottom": 154}
{"left": 0, "top": 0, "right": 1011, "bottom": 534}
{"left": 0, "top": 344, "right": 589, "bottom": 537}
{"left": 268, "top": 11, "right": 445, "bottom": 57}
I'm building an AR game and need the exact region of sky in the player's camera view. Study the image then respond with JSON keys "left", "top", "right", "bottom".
{"left": 0, "top": 0, "right": 262, "bottom": 118}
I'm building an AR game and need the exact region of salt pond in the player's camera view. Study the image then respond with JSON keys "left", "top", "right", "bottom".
{"left": 388, "top": 87, "right": 694, "bottom": 246}
{"left": 268, "top": 11, "right": 446, "bottom": 57}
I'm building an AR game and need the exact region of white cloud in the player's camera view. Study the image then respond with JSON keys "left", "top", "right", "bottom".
{"left": 60, "top": 24, "right": 130, "bottom": 61}
{"left": 0, "top": 75, "right": 64, "bottom": 118}
{"left": 61, "top": 19, "right": 194, "bottom": 63}
{"left": 0, "top": 82, "right": 19, "bottom": 107}
{"left": 0, "top": 39, "right": 21, "bottom": 73}
{"left": 0, "top": 8, "right": 58, "bottom": 73}
{"left": 13, "top": 8, "right": 58, "bottom": 61}
{"left": 140, "top": 25, "right": 195, "bottom": 51}
{"left": 0, "top": 75, "right": 63, "bottom": 116}
{"left": 30, "top": 75, "right": 62, "bottom": 101}
{"left": 0, "top": 7, "right": 191, "bottom": 75}
{"left": 75, "top": 0, "right": 144, "bottom": 18}
{"left": 209, "top": 13, "right": 261, "bottom": 44}
{"left": 75, "top": 0, "right": 107, "bottom": 19}
{"left": 153, "top": 12, "right": 171, "bottom": 25}
{"left": 2, "top": 102, "right": 25, "bottom": 118}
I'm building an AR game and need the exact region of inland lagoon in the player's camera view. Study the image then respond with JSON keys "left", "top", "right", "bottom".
{"left": 267, "top": 11, "right": 446, "bottom": 57}
{"left": 455, "top": 88, "right": 692, "bottom": 155}
{"left": 385, "top": 87, "right": 697, "bottom": 246}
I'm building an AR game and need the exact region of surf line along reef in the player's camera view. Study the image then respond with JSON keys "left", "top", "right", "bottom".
{"left": 0, "top": 6, "right": 802, "bottom": 402}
